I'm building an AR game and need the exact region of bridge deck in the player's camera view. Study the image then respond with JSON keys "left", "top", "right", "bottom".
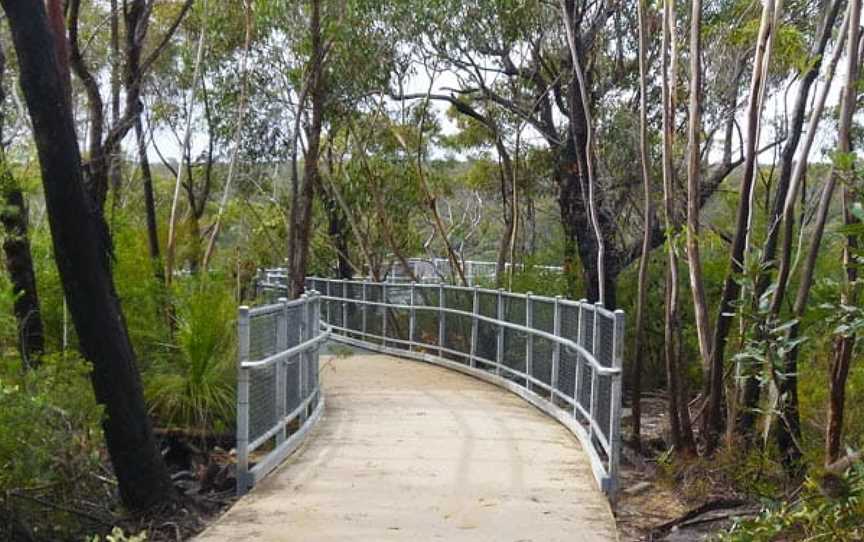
{"left": 198, "top": 354, "right": 618, "bottom": 541}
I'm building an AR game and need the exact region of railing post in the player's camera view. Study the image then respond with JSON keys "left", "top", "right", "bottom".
{"left": 438, "top": 283, "right": 445, "bottom": 357}
{"left": 362, "top": 281, "right": 368, "bottom": 339}
{"left": 409, "top": 281, "right": 416, "bottom": 351}
{"left": 574, "top": 300, "right": 586, "bottom": 418}
{"left": 236, "top": 306, "right": 251, "bottom": 496}
{"left": 469, "top": 286, "right": 479, "bottom": 368}
{"left": 325, "top": 279, "right": 331, "bottom": 325}
{"left": 525, "top": 293, "right": 534, "bottom": 392}
{"left": 276, "top": 297, "right": 289, "bottom": 446}
{"left": 382, "top": 281, "right": 388, "bottom": 347}
{"left": 608, "top": 310, "right": 625, "bottom": 498}
{"left": 299, "top": 294, "right": 309, "bottom": 424}
{"left": 496, "top": 288, "right": 504, "bottom": 376}
{"left": 589, "top": 302, "right": 603, "bottom": 443}
{"left": 551, "top": 296, "right": 561, "bottom": 401}
{"left": 341, "top": 281, "right": 348, "bottom": 331}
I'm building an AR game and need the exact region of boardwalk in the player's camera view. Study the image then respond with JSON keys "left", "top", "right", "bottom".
{"left": 198, "top": 354, "right": 618, "bottom": 542}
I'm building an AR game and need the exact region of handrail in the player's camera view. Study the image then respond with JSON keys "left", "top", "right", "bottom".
{"left": 235, "top": 292, "right": 325, "bottom": 496}
{"left": 259, "top": 275, "right": 624, "bottom": 499}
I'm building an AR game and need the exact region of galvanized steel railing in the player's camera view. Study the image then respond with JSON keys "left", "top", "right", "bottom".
{"left": 235, "top": 292, "right": 329, "bottom": 495}
{"left": 258, "top": 276, "right": 625, "bottom": 496}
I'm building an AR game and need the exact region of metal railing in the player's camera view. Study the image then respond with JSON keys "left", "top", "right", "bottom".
{"left": 257, "top": 257, "right": 564, "bottom": 288}
{"left": 236, "top": 292, "right": 329, "bottom": 495}
{"left": 258, "top": 276, "right": 624, "bottom": 497}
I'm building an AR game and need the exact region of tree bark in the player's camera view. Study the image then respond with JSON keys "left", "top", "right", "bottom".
{"left": 825, "top": 0, "right": 862, "bottom": 465}
{"left": 0, "top": 40, "right": 44, "bottom": 368}
{"left": 631, "top": 0, "right": 653, "bottom": 451}
{"left": 3, "top": 0, "right": 174, "bottom": 511}
{"left": 288, "top": 0, "right": 325, "bottom": 298}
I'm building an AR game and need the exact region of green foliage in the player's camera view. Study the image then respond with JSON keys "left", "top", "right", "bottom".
{"left": 720, "top": 465, "right": 864, "bottom": 541}
{"left": 144, "top": 277, "right": 236, "bottom": 433}
{"left": 0, "top": 354, "right": 102, "bottom": 492}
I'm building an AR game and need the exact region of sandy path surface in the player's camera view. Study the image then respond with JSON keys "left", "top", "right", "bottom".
{"left": 196, "top": 354, "right": 618, "bottom": 542}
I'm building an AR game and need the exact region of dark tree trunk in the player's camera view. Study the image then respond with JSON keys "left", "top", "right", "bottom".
{"left": 325, "top": 192, "right": 352, "bottom": 279}
{"left": 3, "top": 0, "right": 174, "bottom": 511}
{"left": 136, "top": 116, "right": 163, "bottom": 277}
{"left": 0, "top": 184, "right": 44, "bottom": 367}
{"left": 288, "top": 0, "right": 324, "bottom": 298}
{"left": 0, "top": 40, "right": 44, "bottom": 368}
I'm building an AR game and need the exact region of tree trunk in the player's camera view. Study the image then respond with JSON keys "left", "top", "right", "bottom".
{"left": 631, "top": 0, "right": 653, "bottom": 451}
{"left": 136, "top": 116, "right": 163, "bottom": 276}
{"left": 288, "top": 0, "right": 324, "bottom": 298}
{"left": 825, "top": 0, "right": 862, "bottom": 464}
{"left": 3, "top": 0, "right": 174, "bottom": 511}
{"left": 736, "top": 0, "right": 845, "bottom": 442}
{"left": 0, "top": 41, "right": 44, "bottom": 368}
{"left": 685, "top": 0, "right": 712, "bottom": 378}
{"left": 662, "top": 0, "right": 695, "bottom": 454}
{"left": 0, "top": 183, "right": 45, "bottom": 367}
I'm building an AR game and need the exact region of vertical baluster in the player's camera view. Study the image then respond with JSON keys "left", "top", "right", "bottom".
{"left": 551, "top": 296, "right": 561, "bottom": 401}
{"left": 382, "top": 281, "right": 388, "bottom": 347}
{"left": 276, "top": 298, "right": 289, "bottom": 446}
{"left": 496, "top": 288, "right": 504, "bottom": 376}
{"left": 362, "top": 281, "right": 368, "bottom": 339}
{"left": 409, "top": 281, "right": 416, "bottom": 351}
{"left": 325, "top": 279, "right": 331, "bottom": 325}
{"left": 438, "top": 283, "right": 445, "bottom": 357}
{"left": 299, "top": 294, "right": 309, "bottom": 423}
{"left": 236, "top": 306, "right": 251, "bottom": 495}
{"left": 341, "top": 281, "right": 348, "bottom": 332}
{"left": 469, "top": 286, "right": 479, "bottom": 368}
{"left": 608, "top": 310, "right": 625, "bottom": 498}
{"left": 589, "top": 302, "right": 603, "bottom": 443}
{"left": 525, "top": 293, "right": 534, "bottom": 392}
{"left": 574, "top": 300, "right": 586, "bottom": 418}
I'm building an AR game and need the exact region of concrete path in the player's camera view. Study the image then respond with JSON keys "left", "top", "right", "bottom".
{"left": 197, "top": 354, "right": 618, "bottom": 542}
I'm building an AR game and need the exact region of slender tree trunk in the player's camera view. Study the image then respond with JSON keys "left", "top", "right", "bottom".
{"left": 495, "top": 140, "right": 515, "bottom": 288}
{"left": 662, "top": 0, "right": 695, "bottom": 454}
{"left": 631, "top": 0, "right": 653, "bottom": 451}
{"left": 685, "top": 0, "right": 712, "bottom": 377}
{"left": 165, "top": 5, "right": 207, "bottom": 285}
{"left": 3, "top": 0, "right": 174, "bottom": 510}
{"left": 738, "top": 0, "right": 845, "bottom": 441}
{"left": 560, "top": 0, "right": 606, "bottom": 305}
{"left": 136, "top": 116, "right": 163, "bottom": 276}
{"left": 705, "top": 0, "right": 782, "bottom": 452}
{"left": 825, "top": 0, "right": 862, "bottom": 465}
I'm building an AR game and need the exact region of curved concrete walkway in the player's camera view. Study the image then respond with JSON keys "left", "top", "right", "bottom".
{"left": 197, "top": 354, "right": 618, "bottom": 542}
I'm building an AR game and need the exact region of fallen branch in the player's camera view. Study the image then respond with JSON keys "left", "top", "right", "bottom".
{"left": 650, "top": 498, "right": 748, "bottom": 536}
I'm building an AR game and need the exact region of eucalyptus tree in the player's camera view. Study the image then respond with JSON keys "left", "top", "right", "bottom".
{"left": 388, "top": 0, "right": 753, "bottom": 309}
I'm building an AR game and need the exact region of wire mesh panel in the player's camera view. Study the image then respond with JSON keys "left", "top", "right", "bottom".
{"left": 558, "top": 303, "right": 580, "bottom": 402}
{"left": 366, "top": 283, "right": 383, "bottom": 339}
{"left": 578, "top": 306, "right": 595, "bottom": 414}
{"left": 414, "top": 285, "right": 440, "bottom": 350}
{"left": 442, "top": 287, "right": 472, "bottom": 362}
{"left": 531, "top": 299, "right": 554, "bottom": 389}
{"left": 502, "top": 294, "right": 527, "bottom": 379}
{"left": 595, "top": 312, "right": 615, "bottom": 445}
{"left": 345, "top": 282, "right": 364, "bottom": 337}
{"left": 237, "top": 293, "right": 326, "bottom": 495}
{"left": 384, "top": 283, "right": 411, "bottom": 348}
{"left": 474, "top": 291, "right": 498, "bottom": 368}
